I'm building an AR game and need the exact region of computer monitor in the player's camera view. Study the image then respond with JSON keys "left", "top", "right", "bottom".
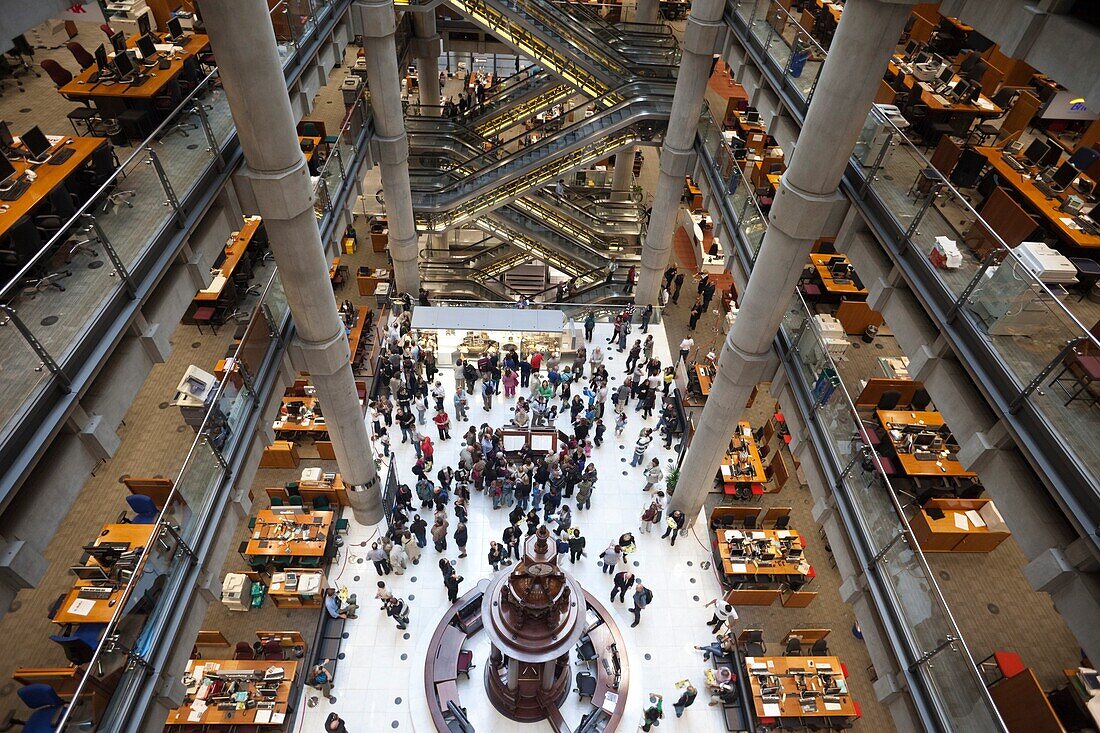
{"left": 82, "top": 544, "right": 124, "bottom": 566}
{"left": 950, "top": 79, "right": 969, "bottom": 99}
{"left": 1038, "top": 143, "right": 1062, "bottom": 169}
{"left": 1051, "top": 162, "right": 1078, "bottom": 191}
{"left": 110, "top": 30, "right": 126, "bottom": 54}
{"left": 914, "top": 432, "right": 936, "bottom": 447}
{"left": 137, "top": 33, "right": 158, "bottom": 60}
{"left": 71, "top": 564, "right": 110, "bottom": 581}
{"left": 113, "top": 49, "right": 136, "bottom": 80}
{"left": 0, "top": 120, "right": 13, "bottom": 149}
{"left": 937, "top": 66, "right": 954, "bottom": 85}
{"left": 167, "top": 16, "right": 184, "bottom": 40}
{"left": 1023, "top": 139, "right": 1050, "bottom": 167}
{"left": 914, "top": 51, "right": 931, "bottom": 66}
{"left": 137, "top": 12, "right": 151, "bottom": 37}
{"left": 94, "top": 43, "right": 109, "bottom": 71}
{"left": 0, "top": 155, "right": 16, "bottom": 187}
{"left": 904, "top": 40, "right": 919, "bottom": 57}
{"left": 20, "top": 126, "right": 51, "bottom": 160}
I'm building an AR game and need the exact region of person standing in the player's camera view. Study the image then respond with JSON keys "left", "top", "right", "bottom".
{"left": 705, "top": 598, "right": 739, "bottom": 634}
{"left": 453, "top": 387, "right": 469, "bottom": 421}
{"left": 444, "top": 571, "right": 462, "bottom": 603}
{"left": 663, "top": 265, "right": 677, "bottom": 291}
{"left": 368, "top": 542, "right": 391, "bottom": 576}
{"left": 601, "top": 543, "right": 621, "bottom": 574}
{"left": 584, "top": 311, "right": 596, "bottom": 342}
{"left": 673, "top": 682, "right": 698, "bottom": 718}
{"left": 688, "top": 301, "right": 703, "bottom": 330}
{"left": 631, "top": 428, "right": 654, "bottom": 467}
{"left": 567, "top": 528, "right": 586, "bottom": 563}
{"left": 403, "top": 530, "right": 421, "bottom": 565}
{"left": 454, "top": 522, "right": 468, "bottom": 558}
{"left": 488, "top": 541, "right": 506, "bottom": 571}
{"left": 642, "top": 459, "right": 664, "bottom": 492}
{"left": 640, "top": 693, "right": 664, "bottom": 731}
{"left": 482, "top": 379, "right": 494, "bottom": 411}
{"left": 678, "top": 335, "right": 694, "bottom": 364}
{"left": 503, "top": 522, "right": 522, "bottom": 561}
{"left": 630, "top": 580, "right": 653, "bottom": 628}
{"left": 662, "top": 510, "right": 687, "bottom": 546}
{"left": 610, "top": 569, "right": 635, "bottom": 602}
{"left": 414, "top": 393, "right": 428, "bottom": 425}
{"left": 433, "top": 408, "right": 451, "bottom": 440}
{"left": 431, "top": 516, "right": 449, "bottom": 551}
{"left": 640, "top": 304, "right": 653, "bottom": 332}
{"left": 411, "top": 514, "right": 428, "bottom": 548}
{"left": 672, "top": 271, "right": 685, "bottom": 303}
{"left": 385, "top": 596, "right": 410, "bottom": 630}
{"left": 389, "top": 541, "right": 408, "bottom": 575}
{"left": 625, "top": 265, "right": 636, "bottom": 294}
{"left": 625, "top": 340, "right": 642, "bottom": 373}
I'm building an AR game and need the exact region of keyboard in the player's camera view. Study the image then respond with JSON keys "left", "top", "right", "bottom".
{"left": 0, "top": 178, "right": 30, "bottom": 201}
{"left": 128, "top": 75, "right": 149, "bottom": 87}
{"left": 1033, "top": 180, "right": 1057, "bottom": 199}
{"left": 1002, "top": 155, "right": 1026, "bottom": 172}
{"left": 78, "top": 586, "right": 115, "bottom": 600}
{"left": 47, "top": 147, "right": 76, "bottom": 165}
{"left": 913, "top": 451, "right": 938, "bottom": 461}
{"left": 99, "top": 541, "right": 132, "bottom": 550}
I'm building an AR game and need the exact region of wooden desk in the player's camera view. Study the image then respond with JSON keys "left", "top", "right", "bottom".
{"left": 59, "top": 33, "right": 210, "bottom": 106}
{"left": 0, "top": 137, "right": 108, "bottom": 239}
{"left": 299, "top": 136, "right": 323, "bottom": 162}
{"left": 720, "top": 421, "right": 765, "bottom": 484}
{"left": 685, "top": 177, "right": 703, "bottom": 210}
{"left": 267, "top": 569, "right": 327, "bottom": 608}
{"left": 164, "top": 659, "right": 297, "bottom": 726}
{"left": 743, "top": 655, "right": 857, "bottom": 719}
{"left": 910, "top": 498, "right": 1010, "bottom": 552}
{"left": 976, "top": 146, "right": 1100, "bottom": 249}
{"left": 194, "top": 216, "right": 263, "bottom": 303}
{"left": 346, "top": 305, "right": 369, "bottom": 365}
{"left": 876, "top": 409, "right": 976, "bottom": 477}
{"left": 273, "top": 396, "right": 327, "bottom": 435}
{"left": 695, "top": 364, "right": 713, "bottom": 396}
{"left": 886, "top": 58, "right": 1002, "bottom": 117}
{"left": 54, "top": 523, "right": 157, "bottom": 625}
{"left": 809, "top": 253, "right": 869, "bottom": 298}
{"left": 244, "top": 510, "right": 332, "bottom": 558}
{"left": 717, "top": 528, "right": 807, "bottom": 577}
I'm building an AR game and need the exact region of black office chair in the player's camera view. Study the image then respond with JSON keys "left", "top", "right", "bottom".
{"left": 576, "top": 636, "right": 597, "bottom": 668}
{"left": 742, "top": 630, "right": 766, "bottom": 656}
{"left": 949, "top": 148, "right": 987, "bottom": 190}
{"left": 743, "top": 515, "right": 757, "bottom": 530}
{"left": 774, "top": 515, "right": 790, "bottom": 530}
{"left": 784, "top": 637, "right": 802, "bottom": 656}
{"left": 876, "top": 390, "right": 903, "bottom": 410}
{"left": 576, "top": 671, "right": 597, "bottom": 701}
{"left": 810, "top": 638, "right": 829, "bottom": 655}
{"left": 967, "top": 88, "right": 1018, "bottom": 145}
{"left": 910, "top": 388, "right": 932, "bottom": 410}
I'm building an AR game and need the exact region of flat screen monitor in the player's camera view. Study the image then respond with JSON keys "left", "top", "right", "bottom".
{"left": 113, "top": 49, "right": 136, "bottom": 79}
{"left": 71, "top": 564, "right": 110, "bottom": 581}
{"left": 904, "top": 40, "right": 919, "bottom": 57}
{"left": 937, "top": 66, "right": 954, "bottom": 84}
{"left": 94, "top": 43, "right": 109, "bottom": 71}
{"left": 950, "top": 79, "right": 969, "bottom": 98}
{"left": 1051, "top": 162, "right": 1078, "bottom": 191}
{"left": 0, "top": 154, "right": 16, "bottom": 185}
{"left": 20, "top": 125, "right": 51, "bottom": 159}
{"left": 1023, "top": 139, "right": 1049, "bottom": 167}
{"left": 137, "top": 12, "right": 151, "bottom": 37}
{"left": 136, "top": 33, "right": 157, "bottom": 60}
{"left": 914, "top": 51, "right": 931, "bottom": 66}
{"left": 110, "top": 30, "right": 126, "bottom": 54}
{"left": 1039, "top": 143, "right": 1062, "bottom": 169}
{"left": 0, "top": 120, "right": 13, "bottom": 148}
{"left": 167, "top": 16, "right": 184, "bottom": 40}
{"left": 914, "top": 432, "right": 936, "bottom": 447}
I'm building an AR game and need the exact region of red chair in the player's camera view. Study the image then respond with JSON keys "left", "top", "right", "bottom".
{"left": 841, "top": 662, "right": 849, "bottom": 678}
{"left": 40, "top": 59, "right": 73, "bottom": 89}
{"left": 65, "top": 41, "right": 95, "bottom": 70}
{"left": 100, "top": 23, "right": 116, "bottom": 39}
{"left": 853, "top": 700, "right": 862, "bottom": 719}
{"left": 457, "top": 649, "right": 475, "bottom": 679}
{"left": 750, "top": 484, "right": 766, "bottom": 498}
{"left": 261, "top": 640, "right": 285, "bottom": 660}
{"left": 233, "top": 641, "right": 255, "bottom": 660}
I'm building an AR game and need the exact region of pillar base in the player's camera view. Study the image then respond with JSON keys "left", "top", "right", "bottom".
{"left": 346, "top": 478, "right": 384, "bottom": 525}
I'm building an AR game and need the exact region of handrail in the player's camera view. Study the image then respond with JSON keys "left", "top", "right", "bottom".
{"left": 0, "top": 66, "right": 221, "bottom": 299}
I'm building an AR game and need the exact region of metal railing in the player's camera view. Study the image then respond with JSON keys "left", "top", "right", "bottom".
{"left": 726, "top": 0, "right": 1100, "bottom": 548}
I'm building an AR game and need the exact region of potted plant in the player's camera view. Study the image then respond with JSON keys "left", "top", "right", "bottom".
{"left": 665, "top": 466, "right": 680, "bottom": 496}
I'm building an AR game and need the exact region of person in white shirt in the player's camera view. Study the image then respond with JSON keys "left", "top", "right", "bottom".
{"left": 678, "top": 337, "right": 694, "bottom": 364}
{"left": 705, "top": 597, "right": 738, "bottom": 633}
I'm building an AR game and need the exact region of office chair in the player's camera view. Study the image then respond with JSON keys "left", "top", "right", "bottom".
{"left": 784, "top": 637, "right": 802, "bottom": 656}
{"left": 743, "top": 515, "right": 757, "bottom": 530}
{"left": 13, "top": 684, "right": 84, "bottom": 733}
{"left": 910, "top": 388, "right": 932, "bottom": 410}
{"left": 949, "top": 148, "right": 987, "bottom": 190}
{"left": 49, "top": 624, "right": 106, "bottom": 666}
{"left": 6, "top": 35, "right": 38, "bottom": 79}
{"left": 125, "top": 494, "right": 159, "bottom": 524}
{"left": 810, "top": 638, "right": 829, "bottom": 655}
{"left": 261, "top": 640, "right": 285, "bottom": 660}
{"left": 233, "top": 641, "right": 256, "bottom": 660}
{"left": 100, "top": 23, "right": 116, "bottom": 39}
{"left": 0, "top": 57, "right": 25, "bottom": 95}
{"left": 576, "top": 671, "right": 597, "bottom": 701}
{"left": 40, "top": 59, "right": 73, "bottom": 89}
{"left": 65, "top": 42, "right": 96, "bottom": 71}
{"left": 742, "top": 630, "right": 767, "bottom": 656}
{"left": 576, "top": 636, "right": 597, "bottom": 667}
{"left": 774, "top": 515, "right": 790, "bottom": 530}
{"left": 876, "top": 390, "right": 902, "bottom": 410}
{"left": 967, "top": 88, "right": 1018, "bottom": 145}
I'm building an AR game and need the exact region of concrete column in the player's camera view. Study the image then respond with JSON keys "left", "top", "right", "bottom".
{"left": 200, "top": 0, "right": 382, "bottom": 524}
{"left": 668, "top": 0, "right": 915, "bottom": 524}
{"left": 634, "top": 0, "right": 725, "bottom": 304}
{"left": 412, "top": 11, "right": 442, "bottom": 114}
{"left": 611, "top": 148, "right": 635, "bottom": 201}
{"left": 356, "top": 0, "right": 420, "bottom": 296}
{"left": 637, "top": 0, "right": 661, "bottom": 24}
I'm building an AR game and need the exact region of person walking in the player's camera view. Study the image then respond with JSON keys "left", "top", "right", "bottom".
{"left": 625, "top": 340, "right": 641, "bottom": 373}
{"left": 432, "top": 408, "right": 451, "bottom": 440}
{"left": 389, "top": 541, "right": 408, "bottom": 575}
{"left": 678, "top": 335, "right": 694, "bottom": 364}
{"left": 567, "top": 528, "right": 586, "bottom": 563}
{"left": 385, "top": 596, "right": 410, "bottom": 630}
{"left": 672, "top": 272, "right": 685, "bottom": 303}
{"left": 403, "top": 531, "right": 421, "bottom": 565}
{"left": 640, "top": 496, "right": 663, "bottom": 534}
{"left": 601, "top": 543, "right": 621, "bottom": 574}
{"left": 640, "top": 693, "right": 664, "bottom": 731}
{"left": 662, "top": 510, "right": 687, "bottom": 546}
{"left": 688, "top": 301, "right": 703, "bottom": 330}
{"left": 502, "top": 368, "right": 518, "bottom": 398}
{"left": 411, "top": 514, "right": 428, "bottom": 548}
{"left": 705, "top": 597, "right": 739, "bottom": 634}
{"left": 444, "top": 571, "right": 462, "bottom": 603}
{"left": 431, "top": 516, "right": 449, "bottom": 551}
{"left": 630, "top": 428, "right": 654, "bottom": 467}
{"left": 368, "top": 542, "right": 391, "bottom": 575}
{"left": 642, "top": 459, "right": 664, "bottom": 492}
{"left": 673, "top": 682, "right": 698, "bottom": 718}
{"left": 630, "top": 580, "right": 653, "bottom": 628}
{"left": 610, "top": 569, "right": 635, "bottom": 602}
{"left": 488, "top": 541, "right": 506, "bottom": 571}
{"left": 454, "top": 522, "right": 468, "bottom": 558}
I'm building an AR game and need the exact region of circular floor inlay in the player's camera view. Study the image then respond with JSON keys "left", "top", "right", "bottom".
{"left": 395, "top": 697, "right": 402, "bottom": 704}
{"left": 88, "top": 259, "right": 104, "bottom": 269}
{"left": 851, "top": 342, "right": 861, "bottom": 349}
{"left": 644, "top": 653, "right": 652, "bottom": 660}
{"left": 938, "top": 570, "right": 950, "bottom": 581}
{"left": 410, "top": 576, "right": 416, "bottom": 582}
{"left": 176, "top": 425, "right": 187, "bottom": 432}
{"left": 690, "top": 577, "right": 696, "bottom": 583}
{"left": 401, "top": 653, "right": 408, "bottom": 660}
{"left": 338, "top": 652, "right": 345, "bottom": 660}
{"left": 158, "top": 401, "right": 169, "bottom": 409}
{"left": 19, "top": 108, "right": 31, "bottom": 113}
{"left": 357, "top": 557, "right": 363, "bottom": 563}
{"left": 633, "top": 560, "right": 639, "bottom": 567}
{"left": 621, "top": 458, "right": 626, "bottom": 462}
{"left": 342, "top": 632, "right": 349, "bottom": 639}
{"left": 408, "top": 594, "right": 414, "bottom": 600}
{"left": 329, "top": 696, "right": 337, "bottom": 704}
{"left": 191, "top": 341, "right": 201, "bottom": 348}
{"left": 622, "top": 471, "right": 627, "bottom": 476}
{"left": 687, "top": 561, "right": 693, "bottom": 567}
{"left": 40, "top": 316, "right": 58, "bottom": 326}
{"left": 693, "top": 595, "right": 700, "bottom": 602}
{"left": 883, "top": 174, "right": 894, "bottom": 181}
{"left": 403, "top": 633, "right": 410, "bottom": 640}
{"left": 875, "top": 343, "right": 885, "bottom": 350}
{"left": 392, "top": 722, "right": 400, "bottom": 729}
{"left": 186, "top": 144, "right": 199, "bottom": 150}
{"left": 353, "top": 575, "right": 360, "bottom": 582}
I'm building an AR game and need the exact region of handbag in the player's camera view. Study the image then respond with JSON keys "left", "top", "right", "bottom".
{"left": 666, "top": 516, "right": 678, "bottom": 529}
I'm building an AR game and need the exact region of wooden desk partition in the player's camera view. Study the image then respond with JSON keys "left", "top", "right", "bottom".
{"left": 989, "top": 667, "right": 1065, "bottom": 733}
{"left": 854, "top": 378, "right": 921, "bottom": 408}
{"left": 910, "top": 498, "right": 1010, "bottom": 552}
{"left": 725, "top": 587, "right": 782, "bottom": 606}
{"left": 120, "top": 475, "right": 174, "bottom": 508}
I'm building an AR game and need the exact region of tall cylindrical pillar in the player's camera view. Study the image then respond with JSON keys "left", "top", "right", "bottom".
{"left": 633, "top": 0, "right": 725, "bottom": 304}
{"left": 637, "top": 0, "right": 660, "bottom": 24}
{"left": 668, "top": 0, "right": 916, "bottom": 524}
{"left": 200, "top": 0, "right": 382, "bottom": 523}
{"left": 356, "top": 0, "right": 420, "bottom": 296}
{"left": 412, "top": 11, "right": 442, "bottom": 114}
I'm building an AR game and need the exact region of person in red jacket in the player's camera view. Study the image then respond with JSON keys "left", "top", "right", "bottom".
{"left": 421, "top": 435, "right": 434, "bottom": 466}
{"left": 432, "top": 408, "right": 451, "bottom": 440}
{"left": 529, "top": 351, "right": 543, "bottom": 375}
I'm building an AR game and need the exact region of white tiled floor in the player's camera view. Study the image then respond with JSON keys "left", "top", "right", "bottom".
{"left": 295, "top": 323, "right": 732, "bottom": 732}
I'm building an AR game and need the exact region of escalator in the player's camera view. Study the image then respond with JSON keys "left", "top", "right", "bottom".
{"left": 461, "top": 70, "right": 573, "bottom": 139}
{"left": 408, "top": 86, "right": 672, "bottom": 230}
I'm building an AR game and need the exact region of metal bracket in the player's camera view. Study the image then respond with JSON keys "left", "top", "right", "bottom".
{"left": 910, "top": 635, "right": 957, "bottom": 671}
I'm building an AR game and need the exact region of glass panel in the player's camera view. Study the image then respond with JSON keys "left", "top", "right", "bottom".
{"left": 94, "top": 147, "right": 176, "bottom": 270}
{"left": 0, "top": 311, "right": 59, "bottom": 446}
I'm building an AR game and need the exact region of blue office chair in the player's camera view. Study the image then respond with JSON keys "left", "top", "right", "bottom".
{"left": 49, "top": 623, "right": 107, "bottom": 666}
{"left": 1067, "top": 146, "right": 1099, "bottom": 172}
{"left": 125, "top": 494, "right": 159, "bottom": 524}
{"left": 17, "top": 684, "right": 67, "bottom": 733}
